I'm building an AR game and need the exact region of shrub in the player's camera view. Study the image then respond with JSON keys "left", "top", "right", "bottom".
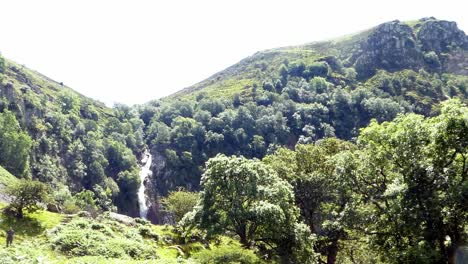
{"left": 192, "top": 244, "right": 262, "bottom": 264}
{"left": 161, "top": 189, "right": 199, "bottom": 223}
{"left": 49, "top": 218, "right": 157, "bottom": 260}
{"left": 138, "top": 225, "right": 159, "bottom": 241}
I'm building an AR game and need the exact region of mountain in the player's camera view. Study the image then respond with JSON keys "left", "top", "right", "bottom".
{"left": 142, "top": 18, "right": 468, "bottom": 201}
{"left": 0, "top": 17, "right": 467, "bottom": 263}
{"left": 171, "top": 17, "right": 467, "bottom": 99}
{"left": 0, "top": 17, "right": 467, "bottom": 221}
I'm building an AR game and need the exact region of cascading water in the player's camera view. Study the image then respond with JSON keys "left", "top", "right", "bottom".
{"left": 138, "top": 151, "right": 152, "bottom": 219}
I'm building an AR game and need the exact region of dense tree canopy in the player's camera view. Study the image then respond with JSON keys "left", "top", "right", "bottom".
{"left": 264, "top": 138, "right": 358, "bottom": 264}
{"left": 185, "top": 155, "right": 317, "bottom": 263}
{"left": 348, "top": 99, "right": 468, "bottom": 263}
{"left": 0, "top": 110, "right": 32, "bottom": 177}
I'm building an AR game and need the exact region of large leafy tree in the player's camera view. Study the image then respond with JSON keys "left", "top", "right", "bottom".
{"left": 7, "top": 180, "right": 49, "bottom": 218}
{"left": 264, "top": 138, "right": 358, "bottom": 264}
{"left": 352, "top": 99, "right": 468, "bottom": 263}
{"left": 187, "top": 154, "right": 316, "bottom": 263}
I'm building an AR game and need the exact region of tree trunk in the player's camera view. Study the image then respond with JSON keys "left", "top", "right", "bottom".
{"left": 327, "top": 239, "right": 339, "bottom": 264}
{"left": 238, "top": 226, "right": 249, "bottom": 248}
{"left": 17, "top": 208, "right": 23, "bottom": 218}
{"left": 239, "top": 234, "right": 249, "bottom": 247}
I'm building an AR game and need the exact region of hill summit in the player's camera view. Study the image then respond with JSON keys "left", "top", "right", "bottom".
{"left": 172, "top": 17, "right": 467, "bottom": 98}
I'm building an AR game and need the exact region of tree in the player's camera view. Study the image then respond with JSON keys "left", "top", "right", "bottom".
{"left": 161, "top": 188, "right": 199, "bottom": 223}
{"left": 0, "top": 111, "right": 32, "bottom": 177}
{"left": 187, "top": 154, "right": 316, "bottom": 263}
{"left": 6, "top": 180, "right": 49, "bottom": 218}
{"left": 353, "top": 99, "right": 468, "bottom": 263}
{"left": 264, "top": 138, "right": 357, "bottom": 264}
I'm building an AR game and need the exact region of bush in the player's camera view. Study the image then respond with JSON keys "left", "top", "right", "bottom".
{"left": 423, "top": 51, "right": 441, "bottom": 68}
{"left": 192, "top": 244, "right": 262, "bottom": 264}
{"left": 161, "top": 189, "right": 199, "bottom": 223}
{"left": 49, "top": 218, "right": 157, "bottom": 260}
{"left": 138, "top": 225, "right": 159, "bottom": 241}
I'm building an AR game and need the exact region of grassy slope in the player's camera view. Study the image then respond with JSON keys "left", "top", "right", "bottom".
{"left": 0, "top": 207, "right": 255, "bottom": 263}
{"left": 167, "top": 18, "right": 466, "bottom": 102}
{"left": 2, "top": 58, "right": 113, "bottom": 118}
{"left": 167, "top": 25, "right": 371, "bottom": 101}
{"left": 0, "top": 166, "right": 18, "bottom": 187}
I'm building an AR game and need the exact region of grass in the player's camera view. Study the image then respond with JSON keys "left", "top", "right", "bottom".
{"left": 0, "top": 203, "right": 63, "bottom": 241}
{"left": 0, "top": 166, "right": 19, "bottom": 187}
{"left": 3, "top": 58, "right": 112, "bottom": 116}
{"left": 0, "top": 205, "right": 261, "bottom": 263}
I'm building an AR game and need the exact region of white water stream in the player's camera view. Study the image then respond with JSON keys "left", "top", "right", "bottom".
{"left": 138, "top": 151, "right": 152, "bottom": 219}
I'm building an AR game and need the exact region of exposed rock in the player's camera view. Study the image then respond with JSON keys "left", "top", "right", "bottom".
{"left": 418, "top": 20, "right": 468, "bottom": 53}
{"left": 0, "top": 184, "right": 12, "bottom": 204}
{"left": 354, "top": 20, "right": 422, "bottom": 79}
{"left": 444, "top": 49, "right": 468, "bottom": 75}
{"left": 108, "top": 212, "right": 136, "bottom": 226}
{"left": 77, "top": 211, "right": 92, "bottom": 218}
{"left": 352, "top": 19, "right": 468, "bottom": 79}
{"left": 47, "top": 203, "right": 61, "bottom": 213}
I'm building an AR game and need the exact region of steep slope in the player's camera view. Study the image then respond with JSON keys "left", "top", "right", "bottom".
{"left": 0, "top": 56, "right": 145, "bottom": 216}
{"left": 141, "top": 18, "right": 468, "bottom": 204}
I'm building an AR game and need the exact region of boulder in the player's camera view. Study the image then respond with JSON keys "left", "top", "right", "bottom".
{"left": 47, "top": 203, "right": 61, "bottom": 213}
{"left": 108, "top": 212, "right": 136, "bottom": 226}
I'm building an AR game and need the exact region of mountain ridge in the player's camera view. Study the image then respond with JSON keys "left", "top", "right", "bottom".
{"left": 168, "top": 17, "right": 467, "bottom": 100}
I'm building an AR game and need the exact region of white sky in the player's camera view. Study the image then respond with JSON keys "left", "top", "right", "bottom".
{"left": 0, "top": 0, "right": 466, "bottom": 106}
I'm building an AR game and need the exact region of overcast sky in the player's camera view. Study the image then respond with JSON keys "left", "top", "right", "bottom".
{"left": 0, "top": 0, "right": 466, "bottom": 106}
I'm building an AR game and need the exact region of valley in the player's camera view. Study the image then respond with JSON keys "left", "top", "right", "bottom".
{"left": 0, "top": 17, "right": 467, "bottom": 263}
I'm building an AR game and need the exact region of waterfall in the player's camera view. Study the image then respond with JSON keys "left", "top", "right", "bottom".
{"left": 138, "top": 151, "right": 152, "bottom": 219}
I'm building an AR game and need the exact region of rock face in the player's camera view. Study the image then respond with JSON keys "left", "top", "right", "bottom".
{"left": 418, "top": 20, "right": 468, "bottom": 53}
{"left": 353, "top": 18, "right": 468, "bottom": 79}
{"left": 146, "top": 150, "right": 173, "bottom": 224}
{"left": 355, "top": 20, "right": 422, "bottom": 78}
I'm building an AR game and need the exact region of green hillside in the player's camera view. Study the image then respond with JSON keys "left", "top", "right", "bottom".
{"left": 0, "top": 206, "right": 257, "bottom": 264}
{"left": 142, "top": 17, "right": 468, "bottom": 194}
{"left": 171, "top": 17, "right": 467, "bottom": 100}
{"left": 0, "top": 54, "right": 146, "bottom": 216}
{"left": 0, "top": 165, "right": 18, "bottom": 187}
{"left": 0, "top": 17, "right": 466, "bottom": 263}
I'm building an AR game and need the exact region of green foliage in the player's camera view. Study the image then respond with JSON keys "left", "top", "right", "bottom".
{"left": 0, "top": 59, "right": 144, "bottom": 215}
{"left": 0, "top": 111, "right": 32, "bottom": 177}
{"left": 74, "top": 189, "right": 98, "bottom": 211}
{"left": 187, "top": 155, "right": 316, "bottom": 263}
{"left": 49, "top": 217, "right": 157, "bottom": 260}
{"left": 264, "top": 138, "right": 358, "bottom": 263}
{"left": 146, "top": 53, "right": 468, "bottom": 195}
{"left": 6, "top": 179, "right": 50, "bottom": 218}
{"left": 192, "top": 244, "right": 262, "bottom": 264}
{"left": 162, "top": 189, "right": 199, "bottom": 223}
{"left": 349, "top": 99, "right": 468, "bottom": 263}
{"left": 0, "top": 55, "right": 5, "bottom": 75}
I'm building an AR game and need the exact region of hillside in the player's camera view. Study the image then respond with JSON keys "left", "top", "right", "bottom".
{"left": 0, "top": 55, "right": 146, "bottom": 216}
{"left": 171, "top": 17, "right": 467, "bottom": 99}
{"left": 0, "top": 205, "right": 258, "bottom": 263}
{"left": 0, "top": 17, "right": 466, "bottom": 263}
{"left": 141, "top": 17, "right": 468, "bottom": 196}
